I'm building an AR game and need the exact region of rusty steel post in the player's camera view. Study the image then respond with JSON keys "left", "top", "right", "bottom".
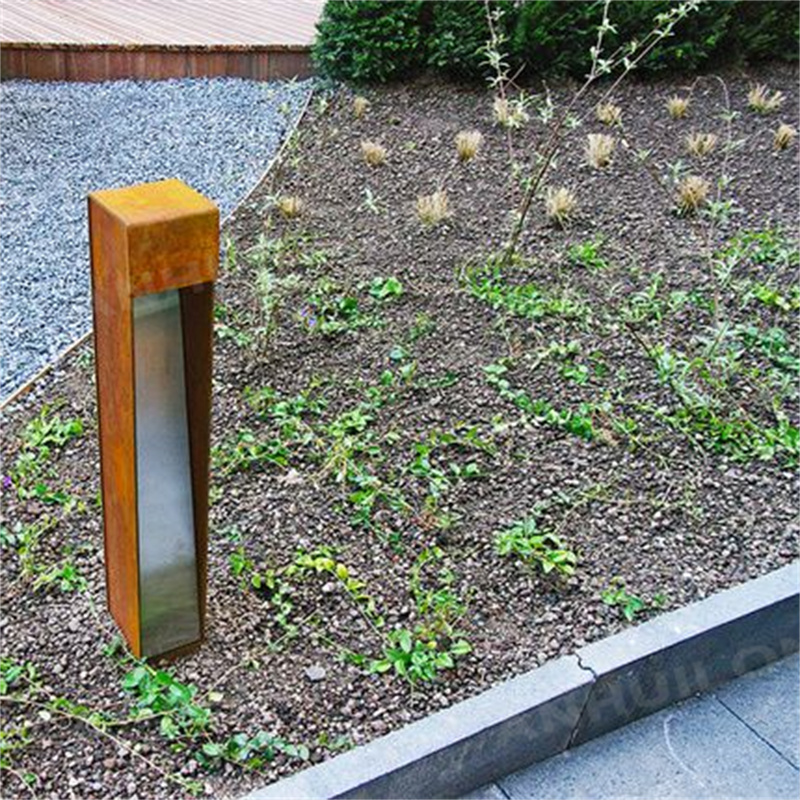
{"left": 89, "top": 178, "right": 218, "bottom": 659}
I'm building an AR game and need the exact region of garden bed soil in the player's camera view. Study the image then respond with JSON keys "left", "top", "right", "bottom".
{"left": 1, "top": 61, "right": 799, "bottom": 800}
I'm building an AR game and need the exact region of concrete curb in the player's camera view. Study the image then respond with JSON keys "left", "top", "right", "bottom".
{"left": 242, "top": 562, "right": 799, "bottom": 800}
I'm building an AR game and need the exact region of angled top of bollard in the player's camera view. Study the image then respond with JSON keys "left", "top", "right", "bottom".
{"left": 89, "top": 178, "right": 219, "bottom": 296}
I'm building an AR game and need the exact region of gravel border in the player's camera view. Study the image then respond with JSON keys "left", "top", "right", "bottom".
{"left": 0, "top": 77, "right": 312, "bottom": 400}
{"left": 242, "top": 562, "right": 799, "bottom": 800}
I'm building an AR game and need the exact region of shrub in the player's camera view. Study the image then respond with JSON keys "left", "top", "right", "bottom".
{"left": 312, "top": 1, "right": 424, "bottom": 83}
{"left": 312, "top": 0, "right": 799, "bottom": 84}
{"left": 426, "top": 1, "right": 520, "bottom": 81}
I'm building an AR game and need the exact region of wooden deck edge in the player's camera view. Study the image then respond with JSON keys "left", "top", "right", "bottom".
{"left": 0, "top": 43, "right": 314, "bottom": 81}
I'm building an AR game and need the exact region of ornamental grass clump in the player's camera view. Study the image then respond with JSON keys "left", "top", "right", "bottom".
{"left": 774, "top": 123, "right": 797, "bottom": 150}
{"left": 545, "top": 187, "right": 577, "bottom": 227}
{"left": 493, "top": 96, "right": 529, "bottom": 129}
{"left": 277, "top": 196, "right": 303, "bottom": 219}
{"left": 666, "top": 95, "right": 690, "bottom": 119}
{"left": 353, "top": 96, "right": 369, "bottom": 119}
{"left": 455, "top": 130, "right": 483, "bottom": 162}
{"left": 747, "top": 84, "right": 784, "bottom": 114}
{"left": 676, "top": 175, "right": 709, "bottom": 215}
{"left": 685, "top": 131, "right": 718, "bottom": 157}
{"left": 416, "top": 189, "right": 449, "bottom": 226}
{"left": 361, "top": 140, "right": 387, "bottom": 167}
{"left": 595, "top": 102, "right": 622, "bottom": 126}
{"left": 586, "top": 133, "right": 615, "bottom": 168}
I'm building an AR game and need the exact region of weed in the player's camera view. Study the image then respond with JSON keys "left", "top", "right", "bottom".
{"left": 685, "top": 131, "right": 718, "bottom": 157}
{"left": 747, "top": 84, "right": 784, "bottom": 114}
{"left": 416, "top": 190, "right": 450, "bottom": 226}
{"left": 544, "top": 186, "right": 577, "bottom": 227}
{"left": 353, "top": 95, "right": 369, "bottom": 119}
{"left": 586, "top": 133, "right": 615, "bottom": 168}
{"left": 277, "top": 196, "right": 303, "bottom": 219}
{"left": 214, "top": 303, "right": 254, "bottom": 348}
{"left": 361, "top": 140, "right": 387, "bottom": 166}
{"left": 495, "top": 513, "right": 577, "bottom": 576}
{"left": 675, "top": 175, "right": 709, "bottom": 215}
{"left": 369, "top": 276, "right": 403, "bottom": 301}
{"left": 568, "top": 239, "right": 610, "bottom": 272}
{"left": 455, "top": 130, "right": 483, "bottom": 161}
{"left": 666, "top": 95, "right": 690, "bottom": 119}
{"left": 1, "top": 517, "right": 56, "bottom": 581}
{"left": 601, "top": 577, "right": 666, "bottom": 622}
{"left": 774, "top": 123, "right": 797, "bottom": 150}
{"left": 595, "top": 102, "right": 622, "bottom": 126}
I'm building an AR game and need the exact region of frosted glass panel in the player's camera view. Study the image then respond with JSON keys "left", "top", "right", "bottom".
{"left": 133, "top": 289, "right": 200, "bottom": 656}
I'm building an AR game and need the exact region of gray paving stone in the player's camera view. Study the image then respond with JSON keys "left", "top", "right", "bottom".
{"left": 245, "top": 656, "right": 591, "bottom": 799}
{"left": 498, "top": 690, "right": 800, "bottom": 800}
{"left": 573, "top": 562, "right": 800, "bottom": 744}
{"left": 715, "top": 652, "right": 800, "bottom": 768}
{"left": 460, "top": 783, "right": 507, "bottom": 800}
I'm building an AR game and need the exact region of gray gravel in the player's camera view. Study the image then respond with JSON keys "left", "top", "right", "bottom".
{"left": 0, "top": 77, "right": 311, "bottom": 400}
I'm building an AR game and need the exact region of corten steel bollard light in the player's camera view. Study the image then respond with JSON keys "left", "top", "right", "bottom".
{"left": 89, "top": 178, "right": 218, "bottom": 660}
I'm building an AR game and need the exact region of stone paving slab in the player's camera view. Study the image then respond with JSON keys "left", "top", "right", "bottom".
{"left": 496, "top": 656, "right": 800, "bottom": 800}
{"left": 716, "top": 652, "right": 800, "bottom": 769}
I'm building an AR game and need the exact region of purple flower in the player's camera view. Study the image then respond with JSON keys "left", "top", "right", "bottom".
{"left": 1, "top": 475, "right": 12, "bottom": 490}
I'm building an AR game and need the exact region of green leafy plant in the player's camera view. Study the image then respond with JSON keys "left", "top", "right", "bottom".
{"left": 367, "top": 628, "right": 471, "bottom": 684}
{"left": 494, "top": 513, "right": 578, "bottom": 576}
{"left": 197, "top": 731, "right": 308, "bottom": 771}
{"left": 601, "top": 577, "right": 666, "bottom": 622}
{"left": 369, "top": 276, "right": 403, "bottom": 300}
{"left": 122, "top": 664, "right": 211, "bottom": 740}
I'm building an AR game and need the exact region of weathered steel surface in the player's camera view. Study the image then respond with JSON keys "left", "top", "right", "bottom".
{"left": 89, "top": 178, "right": 218, "bottom": 659}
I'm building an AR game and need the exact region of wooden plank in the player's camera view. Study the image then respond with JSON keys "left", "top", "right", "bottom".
{"left": 1, "top": 0, "right": 323, "bottom": 46}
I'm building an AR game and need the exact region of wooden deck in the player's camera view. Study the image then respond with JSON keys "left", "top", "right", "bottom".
{"left": 0, "top": 0, "right": 324, "bottom": 81}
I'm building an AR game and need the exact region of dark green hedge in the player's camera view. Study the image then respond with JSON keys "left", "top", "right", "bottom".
{"left": 312, "top": 0, "right": 799, "bottom": 83}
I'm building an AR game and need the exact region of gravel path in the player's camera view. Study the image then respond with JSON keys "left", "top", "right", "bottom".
{"left": 0, "top": 77, "right": 311, "bottom": 400}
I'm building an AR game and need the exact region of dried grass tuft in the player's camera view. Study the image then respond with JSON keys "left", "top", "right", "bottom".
{"left": 747, "top": 84, "right": 784, "bottom": 114}
{"left": 666, "top": 95, "right": 690, "bottom": 119}
{"left": 416, "top": 190, "right": 450, "bottom": 226}
{"left": 455, "top": 130, "right": 483, "bottom": 162}
{"left": 685, "top": 131, "right": 718, "bottom": 157}
{"left": 361, "top": 140, "right": 387, "bottom": 167}
{"left": 493, "top": 96, "right": 529, "bottom": 129}
{"left": 774, "top": 122, "right": 797, "bottom": 150}
{"left": 586, "top": 133, "right": 616, "bottom": 168}
{"left": 676, "top": 175, "right": 709, "bottom": 215}
{"left": 353, "top": 96, "right": 369, "bottom": 119}
{"left": 545, "top": 186, "right": 577, "bottom": 227}
{"left": 277, "top": 196, "right": 303, "bottom": 219}
{"left": 595, "top": 102, "right": 622, "bottom": 126}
